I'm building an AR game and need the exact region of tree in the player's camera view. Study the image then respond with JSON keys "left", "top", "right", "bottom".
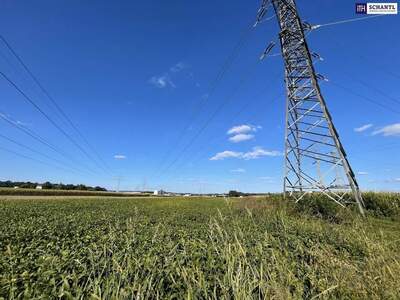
{"left": 42, "top": 182, "right": 53, "bottom": 189}
{"left": 228, "top": 190, "right": 241, "bottom": 197}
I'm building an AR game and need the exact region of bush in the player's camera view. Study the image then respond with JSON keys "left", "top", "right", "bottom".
{"left": 288, "top": 194, "right": 354, "bottom": 223}
{"left": 362, "top": 192, "right": 400, "bottom": 219}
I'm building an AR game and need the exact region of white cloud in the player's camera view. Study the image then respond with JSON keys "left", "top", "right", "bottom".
{"left": 354, "top": 124, "right": 373, "bottom": 132}
{"left": 149, "top": 62, "right": 190, "bottom": 88}
{"left": 372, "top": 123, "right": 400, "bottom": 137}
{"left": 149, "top": 74, "right": 175, "bottom": 88}
{"left": 231, "top": 168, "right": 246, "bottom": 173}
{"left": 210, "top": 151, "right": 242, "bottom": 161}
{"left": 229, "top": 134, "right": 254, "bottom": 143}
{"left": 227, "top": 124, "right": 261, "bottom": 135}
{"left": 395, "top": 178, "right": 400, "bottom": 182}
{"left": 170, "top": 62, "right": 187, "bottom": 73}
{"left": 358, "top": 171, "right": 369, "bottom": 175}
{"left": 210, "top": 147, "right": 281, "bottom": 161}
{"left": 114, "top": 155, "right": 126, "bottom": 160}
{"left": 242, "top": 147, "right": 282, "bottom": 160}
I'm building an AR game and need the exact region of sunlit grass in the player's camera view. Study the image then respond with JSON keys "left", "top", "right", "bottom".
{"left": 0, "top": 194, "right": 399, "bottom": 299}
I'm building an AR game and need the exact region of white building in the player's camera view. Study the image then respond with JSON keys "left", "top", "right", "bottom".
{"left": 154, "top": 190, "right": 166, "bottom": 196}
{"left": 36, "top": 185, "right": 43, "bottom": 190}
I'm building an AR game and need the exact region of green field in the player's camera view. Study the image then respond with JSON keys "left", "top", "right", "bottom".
{"left": 1, "top": 194, "right": 399, "bottom": 299}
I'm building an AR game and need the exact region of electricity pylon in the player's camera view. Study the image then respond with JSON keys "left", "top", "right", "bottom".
{"left": 255, "top": 0, "right": 365, "bottom": 215}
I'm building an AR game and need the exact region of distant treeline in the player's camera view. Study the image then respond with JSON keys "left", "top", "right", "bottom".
{"left": 0, "top": 180, "right": 107, "bottom": 191}
{"left": 227, "top": 190, "right": 279, "bottom": 197}
{"left": 228, "top": 190, "right": 263, "bottom": 197}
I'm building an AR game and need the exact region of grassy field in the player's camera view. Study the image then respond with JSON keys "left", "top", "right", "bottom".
{"left": 0, "top": 194, "right": 399, "bottom": 299}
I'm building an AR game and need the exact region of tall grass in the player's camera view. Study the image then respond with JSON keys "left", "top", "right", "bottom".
{"left": 0, "top": 195, "right": 399, "bottom": 299}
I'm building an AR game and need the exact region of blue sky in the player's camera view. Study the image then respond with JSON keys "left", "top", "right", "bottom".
{"left": 0, "top": 0, "right": 399, "bottom": 193}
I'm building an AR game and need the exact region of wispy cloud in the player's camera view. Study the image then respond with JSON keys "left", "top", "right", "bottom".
{"left": 210, "top": 151, "right": 242, "bottom": 161}
{"left": 149, "top": 61, "right": 190, "bottom": 89}
{"left": 358, "top": 171, "right": 369, "bottom": 175}
{"left": 227, "top": 124, "right": 261, "bottom": 135}
{"left": 229, "top": 134, "right": 254, "bottom": 143}
{"left": 242, "top": 147, "right": 282, "bottom": 160}
{"left": 210, "top": 147, "right": 282, "bottom": 161}
{"left": 149, "top": 74, "right": 175, "bottom": 89}
{"left": 372, "top": 123, "right": 400, "bottom": 137}
{"left": 170, "top": 62, "right": 187, "bottom": 73}
{"left": 354, "top": 124, "right": 373, "bottom": 132}
{"left": 231, "top": 168, "right": 246, "bottom": 173}
{"left": 114, "top": 155, "right": 127, "bottom": 160}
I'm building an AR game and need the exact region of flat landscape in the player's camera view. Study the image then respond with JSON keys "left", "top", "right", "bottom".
{"left": 1, "top": 194, "right": 399, "bottom": 299}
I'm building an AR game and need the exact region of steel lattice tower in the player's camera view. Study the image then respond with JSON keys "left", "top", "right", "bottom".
{"left": 256, "top": 0, "right": 365, "bottom": 214}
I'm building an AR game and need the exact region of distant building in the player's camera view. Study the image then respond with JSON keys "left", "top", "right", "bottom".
{"left": 154, "top": 190, "right": 166, "bottom": 196}
{"left": 183, "top": 194, "right": 191, "bottom": 197}
{"left": 13, "top": 186, "right": 19, "bottom": 189}
{"left": 36, "top": 185, "right": 43, "bottom": 190}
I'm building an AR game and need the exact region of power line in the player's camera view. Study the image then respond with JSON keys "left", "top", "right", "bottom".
{"left": 166, "top": 85, "right": 282, "bottom": 183}
{"left": 157, "top": 59, "right": 303, "bottom": 185}
{"left": 0, "top": 34, "right": 112, "bottom": 174}
{"left": 312, "top": 30, "right": 400, "bottom": 82}
{"left": 155, "top": 59, "right": 262, "bottom": 180}
{"left": 0, "top": 145, "right": 85, "bottom": 175}
{"left": 307, "top": 31, "right": 400, "bottom": 112}
{"left": 0, "top": 70, "right": 109, "bottom": 176}
{"left": 342, "top": 71, "right": 400, "bottom": 106}
{"left": 311, "top": 15, "right": 386, "bottom": 30}
{"left": 154, "top": 40, "right": 291, "bottom": 186}
{"left": 163, "top": 76, "right": 283, "bottom": 180}
{"left": 0, "top": 111, "right": 98, "bottom": 175}
{"left": 162, "top": 88, "right": 283, "bottom": 186}
{"left": 329, "top": 80, "right": 400, "bottom": 115}
{"left": 151, "top": 23, "right": 255, "bottom": 178}
{"left": 0, "top": 132, "right": 92, "bottom": 176}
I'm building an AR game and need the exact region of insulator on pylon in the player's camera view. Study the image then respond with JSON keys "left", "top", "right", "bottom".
{"left": 311, "top": 25, "right": 322, "bottom": 30}
{"left": 302, "top": 21, "right": 313, "bottom": 31}
{"left": 316, "top": 74, "right": 329, "bottom": 82}
{"left": 258, "top": 9, "right": 267, "bottom": 20}
{"left": 254, "top": 0, "right": 271, "bottom": 27}
{"left": 260, "top": 41, "right": 276, "bottom": 60}
{"left": 257, "top": 0, "right": 270, "bottom": 13}
{"left": 254, "top": 9, "right": 267, "bottom": 26}
{"left": 312, "top": 52, "right": 324, "bottom": 61}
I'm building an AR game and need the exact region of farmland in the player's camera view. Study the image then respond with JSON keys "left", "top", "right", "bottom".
{"left": 0, "top": 194, "right": 399, "bottom": 299}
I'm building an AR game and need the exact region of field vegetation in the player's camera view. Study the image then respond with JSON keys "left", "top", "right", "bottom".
{"left": 0, "top": 193, "right": 399, "bottom": 299}
{"left": 0, "top": 188, "right": 150, "bottom": 197}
